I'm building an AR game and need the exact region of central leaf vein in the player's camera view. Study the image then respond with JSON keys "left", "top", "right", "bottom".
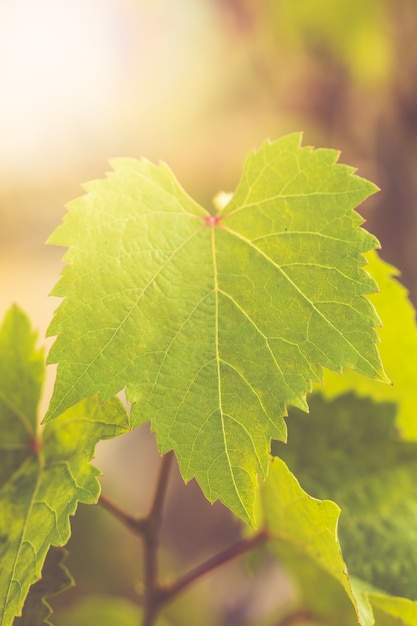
{"left": 211, "top": 226, "right": 249, "bottom": 517}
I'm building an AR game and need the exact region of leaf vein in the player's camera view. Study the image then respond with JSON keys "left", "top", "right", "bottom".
{"left": 51, "top": 225, "right": 204, "bottom": 413}
{"left": 221, "top": 226, "right": 379, "bottom": 378}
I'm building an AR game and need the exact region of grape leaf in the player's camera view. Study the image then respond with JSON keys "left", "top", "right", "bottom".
{"left": 271, "top": 393, "right": 417, "bottom": 623}
{"left": 0, "top": 306, "right": 130, "bottom": 626}
{"left": 261, "top": 546, "right": 364, "bottom": 626}
{"left": 273, "top": 394, "right": 417, "bottom": 598}
{"left": 322, "top": 250, "right": 417, "bottom": 440}
{"left": 256, "top": 457, "right": 371, "bottom": 625}
{"left": 257, "top": 456, "right": 417, "bottom": 625}
{"left": 14, "top": 548, "right": 73, "bottom": 626}
{"left": 45, "top": 132, "right": 387, "bottom": 525}
{"left": 0, "top": 306, "right": 44, "bottom": 491}
{"left": 369, "top": 593, "right": 417, "bottom": 625}
{"left": 350, "top": 578, "right": 417, "bottom": 626}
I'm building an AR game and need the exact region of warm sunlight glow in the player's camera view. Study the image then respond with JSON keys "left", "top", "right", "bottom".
{"left": 0, "top": 0, "right": 221, "bottom": 182}
{"left": 0, "top": 0, "right": 128, "bottom": 175}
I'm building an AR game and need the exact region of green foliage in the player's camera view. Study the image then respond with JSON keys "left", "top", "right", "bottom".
{"left": 271, "top": 394, "right": 417, "bottom": 623}
{"left": 45, "top": 132, "right": 385, "bottom": 525}
{"left": 1, "top": 134, "right": 417, "bottom": 625}
{"left": 257, "top": 457, "right": 363, "bottom": 622}
{"left": 262, "top": 0, "right": 392, "bottom": 85}
{"left": 369, "top": 594, "right": 417, "bottom": 626}
{"left": 14, "top": 549, "right": 73, "bottom": 626}
{"left": 274, "top": 394, "right": 417, "bottom": 599}
{"left": 0, "top": 307, "right": 129, "bottom": 626}
{"left": 322, "top": 250, "right": 417, "bottom": 440}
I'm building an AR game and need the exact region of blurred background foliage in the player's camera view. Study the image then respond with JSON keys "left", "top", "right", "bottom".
{"left": 2, "top": 0, "right": 417, "bottom": 332}
{"left": 1, "top": 1, "right": 417, "bottom": 624}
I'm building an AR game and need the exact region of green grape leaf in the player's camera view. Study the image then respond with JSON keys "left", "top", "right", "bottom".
{"left": 258, "top": 457, "right": 417, "bottom": 625}
{"left": 54, "top": 596, "right": 173, "bottom": 626}
{"left": 257, "top": 457, "right": 371, "bottom": 625}
{"left": 45, "top": 132, "right": 386, "bottom": 525}
{"left": 272, "top": 393, "right": 417, "bottom": 622}
{"left": 0, "top": 306, "right": 130, "bottom": 626}
{"left": 322, "top": 250, "right": 417, "bottom": 440}
{"left": 0, "top": 306, "right": 44, "bottom": 491}
{"left": 369, "top": 592, "right": 417, "bottom": 625}
{"left": 14, "top": 548, "right": 73, "bottom": 626}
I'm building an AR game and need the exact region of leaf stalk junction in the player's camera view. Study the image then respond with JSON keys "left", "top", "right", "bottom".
{"left": 99, "top": 451, "right": 269, "bottom": 626}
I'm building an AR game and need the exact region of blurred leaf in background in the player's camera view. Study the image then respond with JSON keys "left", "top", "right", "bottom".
{"left": 1, "top": 2, "right": 417, "bottom": 624}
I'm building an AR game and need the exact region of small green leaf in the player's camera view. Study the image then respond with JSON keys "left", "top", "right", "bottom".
{"left": 45, "top": 133, "right": 386, "bottom": 524}
{"left": 0, "top": 307, "right": 130, "bottom": 626}
{"left": 14, "top": 548, "right": 73, "bottom": 626}
{"left": 269, "top": 393, "right": 417, "bottom": 624}
{"left": 0, "top": 306, "right": 44, "bottom": 491}
{"left": 370, "top": 592, "right": 417, "bottom": 625}
{"left": 257, "top": 457, "right": 369, "bottom": 624}
{"left": 260, "top": 398, "right": 417, "bottom": 626}
{"left": 273, "top": 394, "right": 417, "bottom": 599}
{"left": 322, "top": 250, "right": 417, "bottom": 440}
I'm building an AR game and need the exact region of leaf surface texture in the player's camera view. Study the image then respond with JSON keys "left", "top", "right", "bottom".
{"left": 14, "top": 548, "right": 73, "bottom": 626}
{"left": 46, "top": 133, "right": 385, "bottom": 523}
{"left": 271, "top": 393, "right": 417, "bottom": 624}
{"left": 0, "top": 307, "right": 129, "bottom": 626}
{"left": 322, "top": 250, "right": 417, "bottom": 440}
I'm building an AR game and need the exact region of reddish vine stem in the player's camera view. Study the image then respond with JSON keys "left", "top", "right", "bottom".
{"left": 99, "top": 455, "right": 269, "bottom": 626}
{"left": 160, "top": 528, "right": 270, "bottom": 604}
{"left": 141, "top": 450, "right": 174, "bottom": 626}
{"left": 98, "top": 492, "right": 146, "bottom": 534}
{"left": 147, "top": 450, "right": 174, "bottom": 526}
{"left": 98, "top": 452, "right": 174, "bottom": 626}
